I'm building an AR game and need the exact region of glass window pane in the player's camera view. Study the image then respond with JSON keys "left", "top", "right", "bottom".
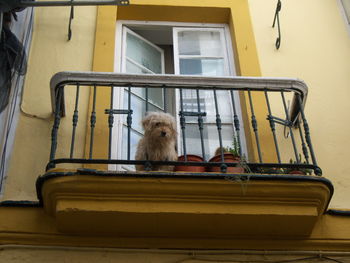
{"left": 126, "top": 60, "right": 152, "bottom": 74}
{"left": 181, "top": 124, "right": 235, "bottom": 160}
{"left": 147, "top": 103, "right": 162, "bottom": 113}
{"left": 181, "top": 89, "right": 233, "bottom": 123}
{"left": 148, "top": 88, "right": 164, "bottom": 109}
{"left": 179, "top": 58, "right": 224, "bottom": 76}
{"left": 178, "top": 30, "right": 222, "bottom": 56}
{"left": 123, "top": 93, "right": 145, "bottom": 133}
{"left": 122, "top": 127, "right": 141, "bottom": 161}
{"left": 126, "top": 32, "right": 162, "bottom": 73}
{"left": 128, "top": 86, "right": 145, "bottom": 100}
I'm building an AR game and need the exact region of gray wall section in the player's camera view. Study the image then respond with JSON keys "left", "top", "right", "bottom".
{"left": 0, "top": 9, "right": 34, "bottom": 194}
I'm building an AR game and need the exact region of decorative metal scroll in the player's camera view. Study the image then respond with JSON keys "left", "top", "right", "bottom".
{"left": 1, "top": 0, "right": 130, "bottom": 40}
{"left": 272, "top": 0, "right": 281, "bottom": 49}
{"left": 68, "top": 0, "right": 74, "bottom": 41}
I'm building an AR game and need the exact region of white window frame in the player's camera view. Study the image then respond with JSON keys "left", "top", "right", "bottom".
{"left": 173, "top": 27, "right": 231, "bottom": 76}
{"left": 112, "top": 20, "right": 247, "bottom": 170}
{"left": 121, "top": 27, "right": 165, "bottom": 74}
{"left": 115, "top": 20, "right": 236, "bottom": 73}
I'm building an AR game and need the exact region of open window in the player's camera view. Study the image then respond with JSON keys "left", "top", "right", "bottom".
{"left": 113, "top": 21, "right": 247, "bottom": 170}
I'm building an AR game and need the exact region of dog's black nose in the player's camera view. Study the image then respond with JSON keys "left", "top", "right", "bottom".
{"left": 161, "top": 131, "right": 166, "bottom": 137}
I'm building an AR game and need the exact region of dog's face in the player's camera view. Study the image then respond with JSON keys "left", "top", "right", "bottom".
{"left": 142, "top": 112, "right": 177, "bottom": 141}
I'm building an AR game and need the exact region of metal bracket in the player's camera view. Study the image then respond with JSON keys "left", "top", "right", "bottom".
{"left": 272, "top": 0, "right": 282, "bottom": 49}
{"left": 105, "top": 109, "right": 133, "bottom": 115}
{"left": 267, "top": 115, "right": 292, "bottom": 127}
{"left": 179, "top": 111, "right": 207, "bottom": 117}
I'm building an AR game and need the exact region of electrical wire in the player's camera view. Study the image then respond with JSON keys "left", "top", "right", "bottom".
{"left": 20, "top": 107, "right": 52, "bottom": 120}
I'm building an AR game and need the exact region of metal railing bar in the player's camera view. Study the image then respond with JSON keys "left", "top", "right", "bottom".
{"left": 196, "top": 88, "right": 206, "bottom": 161}
{"left": 145, "top": 85, "right": 149, "bottom": 112}
{"left": 47, "top": 72, "right": 320, "bottom": 176}
{"left": 89, "top": 85, "right": 97, "bottom": 159}
{"left": 51, "top": 73, "right": 309, "bottom": 93}
{"left": 264, "top": 90, "right": 281, "bottom": 163}
{"left": 179, "top": 111, "right": 206, "bottom": 117}
{"left": 213, "top": 89, "right": 224, "bottom": 163}
{"left": 296, "top": 94, "right": 319, "bottom": 170}
{"left": 185, "top": 120, "right": 231, "bottom": 125}
{"left": 48, "top": 158, "right": 320, "bottom": 168}
{"left": 267, "top": 116, "right": 292, "bottom": 126}
{"left": 46, "top": 158, "right": 321, "bottom": 174}
{"left": 50, "top": 72, "right": 308, "bottom": 116}
{"left": 297, "top": 120, "right": 310, "bottom": 164}
{"left": 163, "top": 85, "right": 167, "bottom": 112}
{"left": 69, "top": 84, "right": 80, "bottom": 158}
{"left": 107, "top": 86, "right": 114, "bottom": 159}
{"left": 248, "top": 90, "right": 263, "bottom": 163}
{"left": 230, "top": 90, "right": 242, "bottom": 157}
{"left": 127, "top": 85, "right": 132, "bottom": 160}
{"left": 281, "top": 91, "right": 300, "bottom": 163}
{"left": 49, "top": 88, "right": 63, "bottom": 166}
{"left": 179, "top": 88, "right": 187, "bottom": 161}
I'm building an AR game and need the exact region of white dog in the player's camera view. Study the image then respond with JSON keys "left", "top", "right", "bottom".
{"left": 135, "top": 112, "right": 178, "bottom": 171}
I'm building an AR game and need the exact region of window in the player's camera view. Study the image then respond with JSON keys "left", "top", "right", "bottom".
{"left": 113, "top": 21, "right": 246, "bottom": 170}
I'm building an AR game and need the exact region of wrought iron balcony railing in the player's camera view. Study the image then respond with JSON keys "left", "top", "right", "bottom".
{"left": 48, "top": 72, "right": 321, "bottom": 175}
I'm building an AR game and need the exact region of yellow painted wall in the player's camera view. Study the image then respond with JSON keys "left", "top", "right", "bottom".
{"left": 2, "top": 0, "right": 268, "bottom": 200}
{"left": 4, "top": 0, "right": 349, "bottom": 211}
{"left": 248, "top": 0, "right": 350, "bottom": 208}
{"left": 2, "top": 7, "right": 97, "bottom": 200}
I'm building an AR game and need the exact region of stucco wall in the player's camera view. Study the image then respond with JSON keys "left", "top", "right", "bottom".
{"left": 248, "top": 0, "right": 350, "bottom": 208}
{"left": 2, "top": 7, "right": 97, "bottom": 200}
{"left": 2, "top": 1, "right": 263, "bottom": 201}
{"left": 3, "top": 0, "right": 350, "bottom": 210}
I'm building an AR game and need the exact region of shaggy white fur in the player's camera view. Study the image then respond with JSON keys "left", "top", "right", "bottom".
{"left": 135, "top": 112, "right": 178, "bottom": 171}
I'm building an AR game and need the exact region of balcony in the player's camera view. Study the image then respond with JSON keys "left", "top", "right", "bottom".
{"left": 37, "top": 72, "right": 332, "bottom": 238}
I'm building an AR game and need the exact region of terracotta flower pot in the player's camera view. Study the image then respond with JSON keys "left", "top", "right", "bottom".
{"left": 207, "top": 153, "right": 245, "bottom": 173}
{"left": 174, "top": 155, "right": 206, "bottom": 172}
{"left": 289, "top": 170, "right": 305, "bottom": 175}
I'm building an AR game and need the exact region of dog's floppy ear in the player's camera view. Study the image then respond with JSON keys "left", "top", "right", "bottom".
{"left": 142, "top": 113, "right": 152, "bottom": 130}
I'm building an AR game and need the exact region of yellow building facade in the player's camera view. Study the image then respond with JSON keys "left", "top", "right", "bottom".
{"left": 1, "top": 0, "right": 350, "bottom": 261}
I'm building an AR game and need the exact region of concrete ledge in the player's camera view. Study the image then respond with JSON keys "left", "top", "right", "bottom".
{"left": 39, "top": 171, "right": 331, "bottom": 238}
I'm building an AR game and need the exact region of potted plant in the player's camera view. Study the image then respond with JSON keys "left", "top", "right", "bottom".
{"left": 207, "top": 135, "right": 245, "bottom": 173}
{"left": 174, "top": 154, "right": 206, "bottom": 172}
{"left": 258, "top": 167, "right": 285, "bottom": 174}
{"left": 284, "top": 157, "right": 312, "bottom": 175}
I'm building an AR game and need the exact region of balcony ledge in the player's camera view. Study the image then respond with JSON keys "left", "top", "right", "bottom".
{"left": 37, "top": 169, "right": 332, "bottom": 238}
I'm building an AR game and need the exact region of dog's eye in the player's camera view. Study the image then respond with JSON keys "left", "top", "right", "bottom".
{"left": 155, "top": 122, "right": 161, "bottom": 127}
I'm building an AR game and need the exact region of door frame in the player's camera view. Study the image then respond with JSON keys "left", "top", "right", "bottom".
{"left": 115, "top": 20, "right": 237, "bottom": 75}
{"left": 112, "top": 20, "right": 247, "bottom": 169}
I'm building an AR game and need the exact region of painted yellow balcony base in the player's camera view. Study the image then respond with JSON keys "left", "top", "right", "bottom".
{"left": 1, "top": 206, "right": 350, "bottom": 250}
{"left": 39, "top": 170, "right": 332, "bottom": 238}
